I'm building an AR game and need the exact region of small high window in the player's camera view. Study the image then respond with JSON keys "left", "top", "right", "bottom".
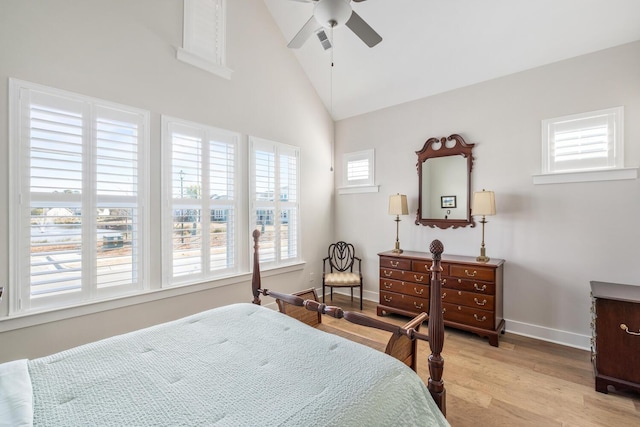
{"left": 339, "top": 149, "right": 379, "bottom": 194}
{"left": 177, "top": 0, "right": 232, "bottom": 79}
{"left": 534, "top": 107, "right": 636, "bottom": 184}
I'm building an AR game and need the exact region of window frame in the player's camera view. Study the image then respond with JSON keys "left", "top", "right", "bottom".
{"left": 338, "top": 149, "right": 379, "bottom": 194}
{"left": 533, "top": 107, "right": 636, "bottom": 184}
{"left": 8, "top": 78, "right": 150, "bottom": 316}
{"left": 249, "top": 136, "right": 301, "bottom": 268}
{"left": 177, "top": 0, "right": 233, "bottom": 79}
{"left": 161, "top": 116, "right": 241, "bottom": 288}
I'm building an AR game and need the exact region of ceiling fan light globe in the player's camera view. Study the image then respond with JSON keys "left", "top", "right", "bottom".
{"left": 314, "top": 0, "right": 352, "bottom": 28}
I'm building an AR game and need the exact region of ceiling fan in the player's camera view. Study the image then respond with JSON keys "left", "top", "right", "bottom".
{"left": 287, "top": 0, "right": 382, "bottom": 49}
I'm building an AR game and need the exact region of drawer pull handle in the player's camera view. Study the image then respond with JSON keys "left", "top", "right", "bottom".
{"left": 390, "top": 260, "right": 399, "bottom": 267}
{"left": 384, "top": 282, "right": 393, "bottom": 289}
{"left": 620, "top": 324, "right": 640, "bottom": 336}
{"left": 474, "top": 283, "right": 487, "bottom": 291}
{"left": 474, "top": 314, "right": 487, "bottom": 322}
{"left": 413, "top": 274, "right": 425, "bottom": 282}
{"left": 414, "top": 302, "right": 424, "bottom": 310}
{"left": 383, "top": 295, "right": 393, "bottom": 303}
{"left": 384, "top": 270, "right": 393, "bottom": 277}
{"left": 474, "top": 298, "right": 487, "bottom": 306}
{"left": 442, "top": 278, "right": 447, "bottom": 285}
{"left": 465, "top": 269, "right": 477, "bottom": 277}
{"left": 414, "top": 287, "right": 424, "bottom": 295}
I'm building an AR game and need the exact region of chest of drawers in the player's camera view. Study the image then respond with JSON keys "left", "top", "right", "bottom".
{"left": 378, "top": 250, "right": 505, "bottom": 347}
{"left": 591, "top": 281, "right": 640, "bottom": 394}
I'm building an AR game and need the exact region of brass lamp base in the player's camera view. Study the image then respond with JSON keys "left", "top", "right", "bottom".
{"left": 392, "top": 215, "right": 403, "bottom": 253}
{"left": 476, "top": 247, "right": 490, "bottom": 263}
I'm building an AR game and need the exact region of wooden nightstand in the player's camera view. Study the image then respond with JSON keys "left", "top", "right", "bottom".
{"left": 591, "top": 281, "right": 640, "bottom": 394}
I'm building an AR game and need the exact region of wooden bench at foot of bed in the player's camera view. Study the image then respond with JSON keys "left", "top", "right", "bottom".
{"left": 250, "top": 230, "right": 447, "bottom": 416}
{"left": 277, "top": 287, "right": 428, "bottom": 372}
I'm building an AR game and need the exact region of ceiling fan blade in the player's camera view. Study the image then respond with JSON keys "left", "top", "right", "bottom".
{"left": 287, "top": 16, "right": 322, "bottom": 48}
{"left": 345, "top": 10, "right": 382, "bottom": 47}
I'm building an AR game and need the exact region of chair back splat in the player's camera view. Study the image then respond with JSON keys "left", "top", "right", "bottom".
{"left": 323, "top": 241, "right": 363, "bottom": 309}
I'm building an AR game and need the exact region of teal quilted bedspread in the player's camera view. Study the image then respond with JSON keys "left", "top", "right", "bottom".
{"left": 24, "top": 303, "right": 449, "bottom": 426}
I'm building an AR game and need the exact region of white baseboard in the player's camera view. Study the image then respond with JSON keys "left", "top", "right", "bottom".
{"left": 504, "top": 319, "right": 590, "bottom": 351}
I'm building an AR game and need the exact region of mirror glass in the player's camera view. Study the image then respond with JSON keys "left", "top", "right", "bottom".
{"left": 416, "top": 134, "right": 475, "bottom": 229}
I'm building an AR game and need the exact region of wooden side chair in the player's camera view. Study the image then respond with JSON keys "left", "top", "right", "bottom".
{"left": 322, "top": 241, "right": 363, "bottom": 310}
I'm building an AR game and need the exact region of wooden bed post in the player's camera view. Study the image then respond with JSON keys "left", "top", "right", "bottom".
{"left": 428, "top": 239, "right": 446, "bottom": 415}
{"left": 252, "top": 229, "right": 262, "bottom": 305}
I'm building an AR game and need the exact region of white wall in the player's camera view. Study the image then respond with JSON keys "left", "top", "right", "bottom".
{"left": 335, "top": 41, "right": 640, "bottom": 349}
{"left": 0, "top": 0, "right": 334, "bottom": 362}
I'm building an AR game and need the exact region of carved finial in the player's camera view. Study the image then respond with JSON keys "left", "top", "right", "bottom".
{"left": 429, "top": 239, "right": 444, "bottom": 260}
{"left": 253, "top": 229, "right": 260, "bottom": 241}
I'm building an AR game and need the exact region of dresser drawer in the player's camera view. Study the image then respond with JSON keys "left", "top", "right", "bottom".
{"left": 378, "top": 267, "right": 431, "bottom": 285}
{"left": 380, "top": 279, "right": 429, "bottom": 298}
{"left": 449, "top": 264, "right": 495, "bottom": 281}
{"left": 380, "top": 268, "right": 406, "bottom": 281}
{"left": 442, "top": 302, "right": 494, "bottom": 330}
{"left": 444, "top": 277, "right": 496, "bottom": 294}
{"left": 412, "top": 260, "right": 450, "bottom": 276}
{"left": 595, "top": 298, "right": 640, "bottom": 384}
{"left": 380, "top": 256, "right": 412, "bottom": 270}
{"left": 441, "top": 289, "right": 495, "bottom": 311}
{"left": 380, "top": 290, "right": 428, "bottom": 313}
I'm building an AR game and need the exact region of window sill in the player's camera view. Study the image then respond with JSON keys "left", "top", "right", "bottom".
{"left": 0, "top": 262, "right": 305, "bottom": 333}
{"left": 338, "top": 185, "right": 380, "bottom": 195}
{"left": 176, "top": 48, "right": 233, "bottom": 80}
{"left": 532, "top": 167, "right": 638, "bottom": 185}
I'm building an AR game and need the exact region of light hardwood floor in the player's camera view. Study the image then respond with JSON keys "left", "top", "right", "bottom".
{"left": 320, "top": 294, "right": 640, "bottom": 427}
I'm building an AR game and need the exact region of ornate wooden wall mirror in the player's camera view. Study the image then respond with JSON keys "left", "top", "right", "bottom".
{"left": 416, "top": 134, "right": 475, "bottom": 229}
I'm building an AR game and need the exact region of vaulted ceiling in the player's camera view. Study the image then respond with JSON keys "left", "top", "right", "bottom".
{"left": 263, "top": 0, "right": 640, "bottom": 120}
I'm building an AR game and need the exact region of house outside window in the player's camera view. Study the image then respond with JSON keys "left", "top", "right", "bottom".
{"left": 161, "top": 116, "right": 239, "bottom": 286}
{"left": 249, "top": 136, "right": 300, "bottom": 266}
{"left": 8, "top": 79, "right": 150, "bottom": 315}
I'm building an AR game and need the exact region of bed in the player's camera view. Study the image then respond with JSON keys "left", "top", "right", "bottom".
{"left": 0, "top": 233, "right": 449, "bottom": 426}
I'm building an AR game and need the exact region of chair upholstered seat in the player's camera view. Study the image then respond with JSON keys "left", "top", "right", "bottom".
{"left": 324, "top": 272, "right": 360, "bottom": 285}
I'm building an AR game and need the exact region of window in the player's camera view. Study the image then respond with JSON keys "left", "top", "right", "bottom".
{"left": 161, "top": 117, "right": 239, "bottom": 286}
{"left": 249, "top": 137, "right": 300, "bottom": 266}
{"left": 177, "top": 0, "right": 232, "bottom": 79}
{"left": 338, "top": 149, "right": 378, "bottom": 194}
{"left": 535, "top": 107, "right": 636, "bottom": 184}
{"left": 542, "top": 107, "right": 624, "bottom": 174}
{"left": 9, "top": 79, "right": 150, "bottom": 314}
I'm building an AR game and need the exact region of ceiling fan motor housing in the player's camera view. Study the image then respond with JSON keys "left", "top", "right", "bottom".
{"left": 314, "top": 0, "right": 353, "bottom": 28}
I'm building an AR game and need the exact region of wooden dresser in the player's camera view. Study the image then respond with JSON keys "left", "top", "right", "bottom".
{"left": 591, "top": 281, "right": 640, "bottom": 394}
{"left": 378, "top": 250, "right": 505, "bottom": 346}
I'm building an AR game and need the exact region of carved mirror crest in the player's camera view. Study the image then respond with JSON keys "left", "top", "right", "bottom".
{"left": 416, "top": 134, "right": 475, "bottom": 229}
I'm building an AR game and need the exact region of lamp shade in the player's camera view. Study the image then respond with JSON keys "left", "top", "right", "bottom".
{"left": 472, "top": 190, "right": 496, "bottom": 216}
{"left": 389, "top": 194, "right": 409, "bottom": 215}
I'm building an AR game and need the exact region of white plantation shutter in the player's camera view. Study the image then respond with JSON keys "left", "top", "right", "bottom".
{"left": 542, "top": 107, "right": 623, "bottom": 174}
{"left": 162, "top": 117, "right": 239, "bottom": 286}
{"left": 250, "top": 137, "right": 300, "bottom": 266}
{"left": 10, "top": 79, "right": 149, "bottom": 314}
{"left": 343, "top": 149, "right": 375, "bottom": 187}
{"left": 178, "top": 0, "right": 231, "bottom": 79}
